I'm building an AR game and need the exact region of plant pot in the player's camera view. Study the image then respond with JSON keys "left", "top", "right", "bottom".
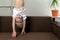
{"left": 51, "top": 10, "right": 58, "bottom": 17}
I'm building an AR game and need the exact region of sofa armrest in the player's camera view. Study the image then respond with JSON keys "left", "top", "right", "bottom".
{"left": 52, "top": 22, "right": 60, "bottom": 38}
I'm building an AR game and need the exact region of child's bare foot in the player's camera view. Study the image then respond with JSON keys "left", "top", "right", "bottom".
{"left": 12, "top": 32, "right": 17, "bottom": 38}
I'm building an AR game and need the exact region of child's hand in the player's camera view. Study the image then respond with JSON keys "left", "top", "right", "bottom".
{"left": 21, "top": 30, "right": 26, "bottom": 35}
{"left": 12, "top": 32, "right": 17, "bottom": 38}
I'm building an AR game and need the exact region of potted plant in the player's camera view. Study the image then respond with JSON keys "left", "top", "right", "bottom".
{"left": 49, "top": 0, "right": 59, "bottom": 17}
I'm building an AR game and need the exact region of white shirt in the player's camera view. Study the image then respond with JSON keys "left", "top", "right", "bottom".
{"left": 12, "top": 7, "right": 27, "bottom": 20}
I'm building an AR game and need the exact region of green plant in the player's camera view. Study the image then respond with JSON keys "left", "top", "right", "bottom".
{"left": 49, "top": 0, "right": 58, "bottom": 9}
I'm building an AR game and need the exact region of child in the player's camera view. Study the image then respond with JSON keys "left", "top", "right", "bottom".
{"left": 12, "top": 0, "right": 27, "bottom": 37}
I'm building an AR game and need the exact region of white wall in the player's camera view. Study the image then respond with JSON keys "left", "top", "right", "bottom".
{"left": 0, "top": 0, "right": 60, "bottom": 22}
{"left": 0, "top": 0, "right": 51, "bottom": 16}
{"left": 0, "top": 0, "right": 11, "bottom": 6}
{"left": 0, "top": 0, "right": 12, "bottom": 16}
{"left": 0, "top": 8, "right": 12, "bottom": 16}
{"left": 0, "top": 0, "right": 60, "bottom": 17}
{"left": 24, "top": 0, "right": 51, "bottom": 16}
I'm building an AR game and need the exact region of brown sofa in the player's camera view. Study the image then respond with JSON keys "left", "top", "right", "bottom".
{"left": 0, "top": 16, "right": 60, "bottom": 40}
{"left": 52, "top": 21, "right": 60, "bottom": 38}
{"left": 0, "top": 16, "right": 52, "bottom": 32}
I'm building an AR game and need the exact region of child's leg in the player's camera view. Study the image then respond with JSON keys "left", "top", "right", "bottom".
{"left": 14, "top": 0, "right": 24, "bottom": 8}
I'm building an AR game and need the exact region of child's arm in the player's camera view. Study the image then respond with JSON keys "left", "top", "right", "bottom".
{"left": 12, "top": 18, "right": 16, "bottom": 37}
{"left": 21, "top": 19, "right": 26, "bottom": 34}
{"left": 12, "top": 18, "right": 16, "bottom": 32}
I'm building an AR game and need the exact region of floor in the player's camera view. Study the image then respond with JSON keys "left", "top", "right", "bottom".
{"left": 0, "top": 32, "right": 60, "bottom": 40}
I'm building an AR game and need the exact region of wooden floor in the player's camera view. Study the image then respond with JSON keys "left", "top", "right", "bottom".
{"left": 0, "top": 32, "right": 59, "bottom": 40}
